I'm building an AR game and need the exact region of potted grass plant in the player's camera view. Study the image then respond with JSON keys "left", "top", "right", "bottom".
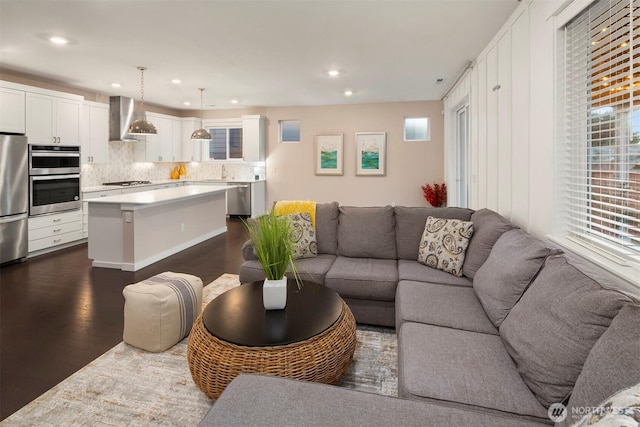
{"left": 244, "top": 210, "right": 301, "bottom": 310}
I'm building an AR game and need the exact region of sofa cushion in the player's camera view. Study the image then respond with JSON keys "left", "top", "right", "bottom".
{"left": 239, "top": 254, "right": 336, "bottom": 285}
{"left": 200, "top": 374, "right": 551, "bottom": 427}
{"left": 398, "top": 323, "right": 549, "bottom": 421}
{"left": 473, "top": 229, "right": 560, "bottom": 327}
{"left": 395, "top": 280, "right": 497, "bottom": 334}
{"left": 337, "top": 206, "right": 396, "bottom": 259}
{"left": 499, "top": 255, "right": 632, "bottom": 408}
{"left": 324, "top": 256, "right": 398, "bottom": 301}
{"left": 398, "top": 260, "right": 472, "bottom": 287}
{"left": 417, "top": 216, "right": 474, "bottom": 277}
{"left": 563, "top": 303, "right": 640, "bottom": 426}
{"left": 316, "top": 202, "right": 339, "bottom": 255}
{"left": 283, "top": 212, "right": 317, "bottom": 259}
{"left": 394, "top": 206, "right": 473, "bottom": 260}
{"left": 462, "top": 209, "right": 516, "bottom": 279}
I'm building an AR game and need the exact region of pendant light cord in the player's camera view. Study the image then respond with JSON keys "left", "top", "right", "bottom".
{"left": 139, "top": 67, "right": 146, "bottom": 109}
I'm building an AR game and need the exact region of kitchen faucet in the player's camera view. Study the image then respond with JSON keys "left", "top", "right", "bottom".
{"left": 221, "top": 164, "right": 227, "bottom": 180}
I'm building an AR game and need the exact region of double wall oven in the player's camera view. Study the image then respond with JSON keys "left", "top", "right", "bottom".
{"left": 28, "top": 145, "right": 81, "bottom": 216}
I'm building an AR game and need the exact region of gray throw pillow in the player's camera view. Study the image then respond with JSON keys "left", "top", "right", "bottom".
{"left": 337, "top": 206, "right": 396, "bottom": 259}
{"left": 315, "top": 202, "right": 339, "bottom": 255}
{"left": 462, "top": 209, "right": 516, "bottom": 279}
{"left": 499, "top": 255, "right": 632, "bottom": 408}
{"left": 417, "top": 216, "right": 474, "bottom": 277}
{"left": 563, "top": 303, "right": 640, "bottom": 426}
{"left": 473, "top": 229, "right": 560, "bottom": 327}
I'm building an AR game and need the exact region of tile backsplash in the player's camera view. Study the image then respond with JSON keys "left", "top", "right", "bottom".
{"left": 81, "top": 141, "right": 265, "bottom": 187}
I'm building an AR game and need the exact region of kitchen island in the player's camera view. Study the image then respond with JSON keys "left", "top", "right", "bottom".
{"left": 87, "top": 184, "right": 233, "bottom": 271}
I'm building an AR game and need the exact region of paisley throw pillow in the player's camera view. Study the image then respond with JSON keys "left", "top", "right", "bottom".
{"left": 572, "top": 382, "right": 640, "bottom": 427}
{"left": 283, "top": 212, "right": 318, "bottom": 259}
{"left": 418, "top": 216, "right": 474, "bottom": 277}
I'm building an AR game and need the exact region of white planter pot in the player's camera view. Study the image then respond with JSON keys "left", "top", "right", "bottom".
{"left": 263, "top": 277, "right": 287, "bottom": 310}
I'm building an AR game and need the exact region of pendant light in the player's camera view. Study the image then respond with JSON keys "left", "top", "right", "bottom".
{"left": 191, "top": 88, "right": 212, "bottom": 140}
{"left": 128, "top": 66, "right": 157, "bottom": 135}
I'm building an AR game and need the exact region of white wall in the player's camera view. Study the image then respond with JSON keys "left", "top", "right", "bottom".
{"left": 445, "top": 0, "right": 562, "bottom": 237}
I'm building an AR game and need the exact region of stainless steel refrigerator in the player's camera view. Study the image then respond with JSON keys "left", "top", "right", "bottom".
{"left": 0, "top": 134, "right": 28, "bottom": 264}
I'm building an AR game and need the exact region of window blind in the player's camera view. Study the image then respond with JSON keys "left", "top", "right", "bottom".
{"left": 561, "top": 0, "right": 640, "bottom": 265}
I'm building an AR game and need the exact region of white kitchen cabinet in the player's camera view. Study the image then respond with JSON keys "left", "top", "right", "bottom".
{"left": 0, "top": 86, "right": 26, "bottom": 133}
{"left": 26, "top": 91, "right": 82, "bottom": 146}
{"left": 242, "top": 115, "right": 266, "bottom": 161}
{"left": 81, "top": 101, "right": 109, "bottom": 164}
{"left": 28, "top": 210, "right": 83, "bottom": 253}
{"left": 134, "top": 113, "right": 183, "bottom": 162}
{"left": 182, "top": 117, "right": 203, "bottom": 162}
{"left": 250, "top": 181, "right": 266, "bottom": 218}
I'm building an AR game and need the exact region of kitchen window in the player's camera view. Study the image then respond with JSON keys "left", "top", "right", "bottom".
{"left": 557, "top": 0, "right": 640, "bottom": 269}
{"left": 203, "top": 118, "right": 244, "bottom": 160}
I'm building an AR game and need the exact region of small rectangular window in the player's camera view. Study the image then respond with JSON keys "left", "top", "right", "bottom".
{"left": 280, "top": 120, "right": 301, "bottom": 143}
{"left": 404, "top": 117, "right": 430, "bottom": 141}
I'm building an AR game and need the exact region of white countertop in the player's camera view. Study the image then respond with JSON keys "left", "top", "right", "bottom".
{"left": 86, "top": 184, "right": 233, "bottom": 209}
{"left": 82, "top": 178, "right": 264, "bottom": 193}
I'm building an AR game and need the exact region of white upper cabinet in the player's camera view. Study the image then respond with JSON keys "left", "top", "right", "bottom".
{"left": 26, "top": 91, "right": 82, "bottom": 146}
{"left": 242, "top": 115, "right": 266, "bottom": 162}
{"left": 134, "top": 112, "right": 183, "bottom": 162}
{"left": 0, "top": 86, "right": 26, "bottom": 133}
{"left": 182, "top": 117, "right": 203, "bottom": 162}
{"left": 81, "top": 102, "right": 109, "bottom": 164}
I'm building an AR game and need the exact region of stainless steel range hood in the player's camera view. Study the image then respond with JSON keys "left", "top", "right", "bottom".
{"left": 109, "top": 96, "right": 139, "bottom": 142}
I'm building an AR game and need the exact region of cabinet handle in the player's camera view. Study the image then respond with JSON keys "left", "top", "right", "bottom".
{"left": 53, "top": 239, "right": 62, "bottom": 243}
{"left": 53, "top": 218, "right": 62, "bottom": 222}
{"left": 53, "top": 228, "right": 62, "bottom": 233}
{"left": 492, "top": 84, "right": 501, "bottom": 92}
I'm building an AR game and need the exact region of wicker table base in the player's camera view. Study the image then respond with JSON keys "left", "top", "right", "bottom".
{"left": 187, "top": 301, "right": 357, "bottom": 400}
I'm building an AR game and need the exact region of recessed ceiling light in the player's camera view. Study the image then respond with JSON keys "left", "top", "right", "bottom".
{"left": 49, "top": 36, "right": 69, "bottom": 45}
{"left": 172, "top": 79, "right": 182, "bottom": 84}
{"left": 111, "top": 83, "right": 121, "bottom": 88}
{"left": 230, "top": 99, "right": 239, "bottom": 104}
{"left": 344, "top": 90, "right": 354, "bottom": 96}
{"left": 328, "top": 70, "right": 341, "bottom": 77}
{"left": 183, "top": 101, "right": 191, "bottom": 106}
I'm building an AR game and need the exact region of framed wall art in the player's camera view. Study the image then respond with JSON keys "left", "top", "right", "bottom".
{"left": 315, "top": 133, "right": 344, "bottom": 175}
{"left": 355, "top": 132, "right": 386, "bottom": 176}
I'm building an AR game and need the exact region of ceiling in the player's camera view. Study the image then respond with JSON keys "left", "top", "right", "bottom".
{"left": 0, "top": 0, "right": 519, "bottom": 110}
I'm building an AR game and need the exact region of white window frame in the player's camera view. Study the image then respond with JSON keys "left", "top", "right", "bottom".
{"left": 403, "top": 116, "right": 431, "bottom": 142}
{"left": 279, "top": 120, "right": 301, "bottom": 143}
{"left": 554, "top": 0, "right": 640, "bottom": 287}
{"left": 202, "top": 118, "right": 243, "bottom": 161}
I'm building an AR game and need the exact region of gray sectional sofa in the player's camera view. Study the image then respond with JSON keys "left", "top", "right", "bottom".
{"left": 201, "top": 204, "right": 640, "bottom": 426}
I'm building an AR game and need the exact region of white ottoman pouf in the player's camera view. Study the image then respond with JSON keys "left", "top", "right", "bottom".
{"left": 123, "top": 271, "right": 203, "bottom": 352}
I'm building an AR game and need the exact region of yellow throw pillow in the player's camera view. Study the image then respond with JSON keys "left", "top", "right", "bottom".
{"left": 274, "top": 200, "right": 317, "bottom": 228}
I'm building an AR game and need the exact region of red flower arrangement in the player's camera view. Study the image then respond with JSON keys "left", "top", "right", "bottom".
{"left": 421, "top": 182, "right": 447, "bottom": 207}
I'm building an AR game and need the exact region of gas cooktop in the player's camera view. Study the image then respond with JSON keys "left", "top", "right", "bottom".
{"left": 102, "top": 180, "right": 152, "bottom": 187}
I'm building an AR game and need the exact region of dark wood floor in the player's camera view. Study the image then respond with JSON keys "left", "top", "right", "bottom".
{"left": 0, "top": 218, "right": 247, "bottom": 420}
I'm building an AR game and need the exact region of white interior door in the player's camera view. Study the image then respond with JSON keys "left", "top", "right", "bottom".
{"left": 455, "top": 104, "right": 470, "bottom": 208}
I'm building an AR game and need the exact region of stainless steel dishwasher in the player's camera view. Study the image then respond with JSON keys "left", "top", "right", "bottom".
{"left": 226, "top": 182, "right": 251, "bottom": 217}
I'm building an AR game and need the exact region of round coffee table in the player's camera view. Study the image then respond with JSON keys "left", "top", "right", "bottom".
{"left": 187, "top": 280, "right": 357, "bottom": 400}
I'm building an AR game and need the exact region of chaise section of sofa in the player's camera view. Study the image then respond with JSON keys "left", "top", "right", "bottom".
{"left": 199, "top": 374, "right": 551, "bottom": 427}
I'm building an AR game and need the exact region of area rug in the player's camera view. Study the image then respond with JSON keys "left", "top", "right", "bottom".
{"left": 2, "top": 274, "right": 397, "bottom": 426}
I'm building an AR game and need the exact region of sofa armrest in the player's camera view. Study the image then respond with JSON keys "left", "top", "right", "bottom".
{"left": 241, "top": 240, "right": 257, "bottom": 261}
